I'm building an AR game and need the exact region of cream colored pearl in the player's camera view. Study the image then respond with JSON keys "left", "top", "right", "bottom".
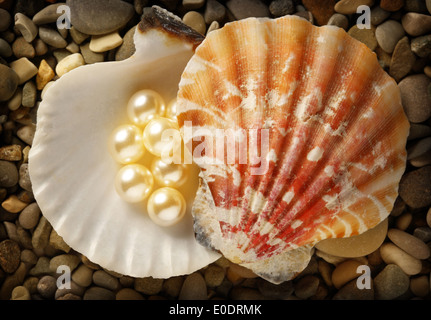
{"left": 115, "top": 164, "right": 154, "bottom": 203}
{"left": 151, "top": 158, "right": 188, "bottom": 188}
{"left": 147, "top": 187, "right": 186, "bottom": 227}
{"left": 143, "top": 117, "right": 180, "bottom": 157}
{"left": 108, "top": 124, "right": 145, "bottom": 164}
{"left": 165, "top": 99, "right": 177, "bottom": 120}
{"left": 127, "top": 89, "right": 165, "bottom": 127}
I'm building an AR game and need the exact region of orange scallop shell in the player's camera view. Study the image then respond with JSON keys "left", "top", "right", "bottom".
{"left": 177, "top": 16, "right": 409, "bottom": 283}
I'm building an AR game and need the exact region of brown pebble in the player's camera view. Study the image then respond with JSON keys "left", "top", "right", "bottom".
{"left": 396, "top": 212, "right": 412, "bottom": 230}
{"left": 387, "top": 228, "right": 430, "bottom": 260}
{"left": 380, "top": 0, "right": 404, "bottom": 12}
{"left": 331, "top": 259, "right": 363, "bottom": 289}
{"left": 83, "top": 286, "right": 115, "bottom": 300}
{"left": 427, "top": 207, "right": 431, "bottom": 228}
{"left": 374, "top": 264, "right": 410, "bottom": 300}
{"left": 332, "top": 279, "right": 374, "bottom": 300}
{"left": 410, "top": 275, "right": 430, "bottom": 297}
{"left": 37, "top": 275, "right": 57, "bottom": 299}
{"left": 0, "top": 145, "right": 22, "bottom": 161}
{"left": 116, "top": 288, "right": 145, "bottom": 300}
{"left": 36, "top": 59, "right": 55, "bottom": 90}
{"left": 18, "top": 202, "right": 40, "bottom": 229}
{"left": 204, "top": 265, "right": 225, "bottom": 287}
{"left": 134, "top": 277, "right": 163, "bottom": 295}
{"left": 294, "top": 275, "right": 319, "bottom": 299}
{"left": 11, "top": 285, "right": 30, "bottom": 300}
{"left": 163, "top": 276, "right": 184, "bottom": 298}
{"left": 92, "top": 269, "right": 120, "bottom": 291}
{"left": 179, "top": 272, "right": 207, "bottom": 300}
{"left": 2, "top": 195, "right": 28, "bottom": 213}
{"left": 0, "top": 239, "right": 20, "bottom": 273}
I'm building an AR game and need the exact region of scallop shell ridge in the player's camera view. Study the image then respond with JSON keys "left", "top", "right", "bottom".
{"left": 177, "top": 16, "right": 409, "bottom": 283}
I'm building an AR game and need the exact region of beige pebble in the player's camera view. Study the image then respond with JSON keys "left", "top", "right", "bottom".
{"left": 41, "top": 81, "right": 55, "bottom": 100}
{"left": 410, "top": 275, "right": 430, "bottom": 297}
{"left": 396, "top": 212, "right": 412, "bottom": 230}
{"left": 49, "top": 254, "right": 81, "bottom": 273}
{"left": 387, "top": 228, "right": 430, "bottom": 260}
{"left": 11, "top": 285, "right": 30, "bottom": 300}
{"left": 36, "top": 59, "right": 55, "bottom": 90}
{"left": 0, "top": 145, "right": 22, "bottom": 161}
{"left": 55, "top": 53, "right": 85, "bottom": 77}
{"left": 49, "top": 229, "right": 70, "bottom": 253}
{"left": 206, "top": 20, "right": 219, "bottom": 35}
{"left": 7, "top": 87, "right": 22, "bottom": 111}
{"left": 9, "top": 57, "right": 38, "bottom": 85}
{"left": 183, "top": 11, "right": 206, "bottom": 35}
{"left": 32, "top": 216, "right": 52, "bottom": 250}
{"left": 72, "top": 264, "right": 94, "bottom": 287}
{"left": 2, "top": 194, "right": 28, "bottom": 213}
{"left": 18, "top": 202, "right": 40, "bottom": 229}
{"left": 17, "top": 124, "right": 36, "bottom": 145}
{"left": 380, "top": 242, "right": 422, "bottom": 275}
{"left": 89, "top": 32, "right": 123, "bottom": 53}
{"left": 14, "top": 13, "right": 38, "bottom": 43}
{"left": 331, "top": 259, "right": 363, "bottom": 289}
{"left": 315, "top": 219, "right": 388, "bottom": 258}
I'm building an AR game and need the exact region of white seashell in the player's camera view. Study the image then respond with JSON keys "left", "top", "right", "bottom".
{"left": 29, "top": 7, "right": 220, "bottom": 279}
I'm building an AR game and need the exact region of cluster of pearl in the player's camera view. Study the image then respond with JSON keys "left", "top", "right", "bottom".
{"left": 108, "top": 89, "right": 189, "bottom": 227}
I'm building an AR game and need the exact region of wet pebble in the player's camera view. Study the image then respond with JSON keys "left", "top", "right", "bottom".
{"left": 66, "top": 0, "right": 134, "bottom": 35}
{"left": 0, "top": 64, "right": 19, "bottom": 101}
{"left": 380, "top": 242, "right": 422, "bottom": 275}
{"left": 18, "top": 202, "right": 40, "bottom": 230}
{"left": 396, "top": 212, "right": 412, "bottom": 230}
{"left": 398, "top": 74, "right": 431, "bottom": 123}
{"left": 294, "top": 275, "right": 319, "bottom": 299}
{"left": 387, "top": 228, "right": 430, "bottom": 260}
{"left": 37, "top": 275, "right": 57, "bottom": 299}
{"left": 398, "top": 166, "right": 431, "bottom": 208}
{"left": 179, "top": 272, "right": 207, "bottom": 300}
{"left": 374, "top": 264, "right": 410, "bottom": 300}
{"left": 17, "top": 125, "right": 35, "bottom": 146}
{"left": 0, "top": 160, "right": 18, "bottom": 187}
{"left": 402, "top": 12, "right": 431, "bottom": 36}
{"left": 375, "top": 20, "right": 405, "bottom": 54}
{"left": 0, "top": 239, "right": 20, "bottom": 273}
{"left": 226, "top": 0, "right": 270, "bottom": 20}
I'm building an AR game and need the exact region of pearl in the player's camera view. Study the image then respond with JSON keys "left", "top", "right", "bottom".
{"left": 165, "top": 99, "right": 177, "bottom": 120}
{"left": 127, "top": 89, "right": 165, "bottom": 127}
{"left": 147, "top": 187, "right": 186, "bottom": 227}
{"left": 108, "top": 125, "right": 145, "bottom": 164}
{"left": 151, "top": 158, "right": 188, "bottom": 188}
{"left": 115, "top": 164, "right": 154, "bottom": 203}
{"left": 143, "top": 117, "right": 180, "bottom": 158}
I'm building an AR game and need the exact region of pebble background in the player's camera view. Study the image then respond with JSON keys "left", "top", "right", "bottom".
{"left": 0, "top": 0, "right": 431, "bottom": 301}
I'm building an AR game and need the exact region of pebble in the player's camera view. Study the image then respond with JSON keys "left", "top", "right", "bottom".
{"left": 428, "top": 0, "right": 431, "bottom": 14}
{"left": 0, "top": 38, "right": 12, "bottom": 58}
{"left": 163, "top": 276, "right": 184, "bottom": 298}
{"left": 57, "top": 293, "right": 81, "bottom": 300}
{"left": 69, "top": 27, "right": 89, "bottom": 45}
{"left": 183, "top": 0, "right": 205, "bottom": 10}
{"left": 0, "top": 239, "right": 20, "bottom": 273}
{"left": 22, "top": 81, "right": 36, "bottom": 108}
{"left": 37, "top": 275, "right": 57, "bottom": 299}
{"left": 89, "top": 32, "right": 123, "bottom": 53}
{"left": 398, "top": 166, "right": 431, "bottom": 208}
{"left": 49, "top": 229, "right": 70, "bottom": 253}
{"left": 0, "top": 145, "right": 21, "bottom": 161}
{"left": 0, "top": 8, "right": 11, "bottom": 31}
{"left": 2, "top": 195, "right": 28, "bottom": 213}
{"left": 396, "top": 212, "right": 412, "bottom": 230}
{"left": 402, "top": 13, "right": 431, "bottom": 37}
{"left": 427, "top": 207, "right": 431, "bottom": 228}
{"left": 12, "top": 37, "right": 35, "bottom": 59}
{"left": 17, "top": 125, "right": 35, "bottom": 146}
{"left": 92, "top": 270, "right": 120, "bottom": 291}
{"left": 18, "top": 202, "right": 41, "bottom": 229}
{"left": 204, "top": 0, "right": 226, "bottom": 23}
{"left": 375, "top": 20, "right": 405, "bottom": 54}
{"left": 55, "top": 53, "right": 85, "bottom": 77}
{"left": 49, "top": 254, "right": 80, "bottom": 273}
{"left": 326, "top": 13, "right": 348, "bottom": 30}
{"left": 230, "top": 286, "right": 264, "bottom": 300}
{"left": 380, "top": 0, "right": 404, "bottom": 12}
{"left": 179, "top": 272, "right": 207, "bottom": 300}
{"left": 28, "top": 256, "right": 51, "bottom": 277}
{"left": 66, "top": 0, "right": 135, "bottom": 35}
{"left": 134, "top": 277, "right": 164, "bottom": 295}
{"left": 334, "top": 0, "right": 374, "bottom": 15}
{"left": 294, "top": 275, "right": 319, "bottom": 299}
{"left": 206, "top": 21, "right": 219, "bottom": 35}
{"left": 257, "top": 278, "right": 294, "bottom": 299}
{"left": 115, "top": 26, "right": 135, "bottom": 61}
{"left": 374, "top": 264, "right": 410, "bottom": 300}
{"left": 80, "top": 43, "right": 104, "bottom": 64}
{"left": 408, "top": 137, "right": 431, "bottom": 161}
{"left": 398, "top": 74, "right": 431, "bottom": 123}
{"left": 302, "top": 0, "right": 335, "bottom": 25}
{"left": 116, "top": 288, "right": 145, "bottom": 300}
{"left": 411, "top": 34, "right": 431, "bottom": 58}
{"left": 332, "top": 279, "right": 374, "bottom": 300}
{"left": 33, "top": 38, "right": 47, "bottom": 56}
{"left": 226, "top": 0, "right": 270, "bottom": 20}
{"left": 331, "top": 260, "right": 363, "bottom": 289}
{"left": 32, "top": 3, "right": 63, "bottom": 25}
{"left": 413, "top": 226, "right": 431, "bottom": 242}
{"left": 0, "top": 64, "right": 19, "bottom": 101}
{"left": 389, "top": 36, "right": 416, "bottom": 82}
{"left": 380, "top": 242, "right": 422, "bottom": 275}
{"left": 410, "top": 275, "right": 430, "bottom": 297}
{"left": 83, "top": 286, "right": 115, "bottom": 300}
{"left": 204, "top": 265, "right": 225, "bottom": 287}
{"left": 36, "top": 59, "right": 55, "bottom": 90}
{"left": 315, "top": 219, "right": 388, "bottom": 258}
{"left": 54, "top": 280, "right": 85, "bottom": 299}
{"left": 348, "top": 25, "right": 377, "bottom": 51}
{"left": 38, "top": 26, "right": 67, "bottom": 49}
{"left": 9, "top": 58, "right": 38, "bottom": 85}
{"left": 183, "top": 11, "right": 206, "bottom": 35}
{"left": 387, "top": 228, "right": 430, "bottom": 260}
{"left": 11, "top": 285, "right": 30, "bottom": 300}
{"left": 371, "top": 6, "right": 391, "bottom": 25}
{"left": 32, "top": 216, "right": 52, "bottom": 250}
{"left": 14, "top": 13, "right": 38, "bottom": 43}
